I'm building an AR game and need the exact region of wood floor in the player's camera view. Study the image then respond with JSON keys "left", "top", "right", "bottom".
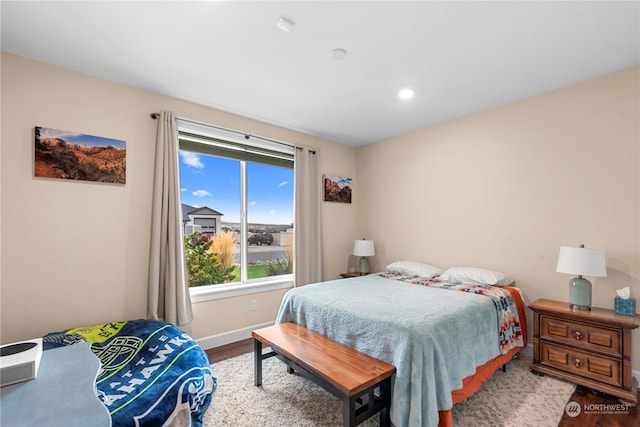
{"left": 557, "top": 384, "right": 638, "bottom": 427}
{"left": 206, "top": 338, "right": 254, "bottom": 364}
{"left": 206, "top": 340, "right": 639, "bottom": 427}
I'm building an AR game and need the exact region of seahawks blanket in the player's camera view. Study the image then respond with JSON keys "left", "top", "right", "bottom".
{"left": 44, "top": 319, "right": 215, "bottom": 427}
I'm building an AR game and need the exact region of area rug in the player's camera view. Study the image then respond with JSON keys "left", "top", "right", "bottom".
{"left": 203, "top": 352, "right": 575, "bottom": 427}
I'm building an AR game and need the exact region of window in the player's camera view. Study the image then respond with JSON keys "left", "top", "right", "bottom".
{"left": 177, "top": 120, "right": 294, "bottom": 301}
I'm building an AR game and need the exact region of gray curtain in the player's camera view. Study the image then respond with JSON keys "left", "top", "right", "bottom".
{"left": 294, "top": 146, "right": 323, "bottom": 286}
{"left": 148, "top": 111, "right": 194, "bottom": 325}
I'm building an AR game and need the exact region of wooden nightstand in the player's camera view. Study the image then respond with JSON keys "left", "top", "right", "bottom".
{"left": 529, "top": 298, "right": 640, "bottom": 403}
{"left": 340, "top": 272, "right": 367, "bottom": 278}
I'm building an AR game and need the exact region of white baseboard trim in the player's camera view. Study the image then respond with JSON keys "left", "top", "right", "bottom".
{"left": 195, "top": 321, "right": 275, "bottom": 351}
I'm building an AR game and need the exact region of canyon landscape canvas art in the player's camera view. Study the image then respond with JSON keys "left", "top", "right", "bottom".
{"left": 35, "top": 127, "right": 126, "bottom": 184}
{"left": 323, "top": 174, "right": 352, "bottom": 203}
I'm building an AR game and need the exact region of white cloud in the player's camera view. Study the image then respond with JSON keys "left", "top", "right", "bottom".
{"left": 249, "top": 201, "right": 257, "bottom": 206}
{"left": 278, "top": 181, "right": 289, "bottom": 188}
{"left": 38, "top": 127, "right": 80, "bottom": 140}
{"left": 269, "top": 210, "right": 277, "bottom": 215}
{"left": 181, "top": 188, "right": 187, "bottom": 192}
{"left": 192, "top": 189, "right": 212, "bottom": 197}
{"left": 180, "top": 152, "right": 204, "bottom": 169}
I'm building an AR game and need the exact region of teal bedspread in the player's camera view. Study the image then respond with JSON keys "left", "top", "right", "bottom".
{"left": 275, "top": 274, "right": 524, "bottom": 427}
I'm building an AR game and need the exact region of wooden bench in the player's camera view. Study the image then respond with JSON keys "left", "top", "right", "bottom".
{"left": 252, "top": 322, "right": 396, "bottom": 427}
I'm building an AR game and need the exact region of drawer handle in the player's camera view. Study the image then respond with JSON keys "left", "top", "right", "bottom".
{"left": 572, "top": 330, "right": 584, "bottom": 340}
{"left": 573, "top": 357, "right": 583, "bottom": 368}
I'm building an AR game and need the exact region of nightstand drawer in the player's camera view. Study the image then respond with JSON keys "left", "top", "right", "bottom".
{"left": 540, "top": 315, "right": 621, "bottom": 357}
{"left": 530, "top": 299, "right": 640, "bottom": 403}
{"left": 540, "top": 342, "right": 622, "bottom": 388}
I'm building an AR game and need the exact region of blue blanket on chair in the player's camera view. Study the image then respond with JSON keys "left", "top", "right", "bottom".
{"left": 44, "top": 319, "right": 215, "bottom": 427}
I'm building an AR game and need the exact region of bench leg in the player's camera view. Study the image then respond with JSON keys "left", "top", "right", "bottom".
{"left": 380, "top": 406, "right": 390, "bottom": 427}
{"left": 254, "top": 339, "right": 262, "bottom": 386}
{"left": 343, "top": 395, "right": 355, "bottom": 427}
{"left": 341, "top": 378, "right": 393, "bottom": 427}
{"left": 379, "top": 378, "right": 392, "bottom": 427}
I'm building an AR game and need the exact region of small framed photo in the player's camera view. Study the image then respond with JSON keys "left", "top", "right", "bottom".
{"left": 323, "top": 174, "right": 352, "bottom": 203}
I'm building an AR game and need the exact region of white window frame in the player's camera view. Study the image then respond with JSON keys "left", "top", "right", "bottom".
{"left": 178, "top": 119, "right": 294, "bottom": 302}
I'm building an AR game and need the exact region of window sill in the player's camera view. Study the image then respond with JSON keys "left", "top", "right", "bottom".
{"left": 190, "top": 276, "right": 294, "bottom": 303}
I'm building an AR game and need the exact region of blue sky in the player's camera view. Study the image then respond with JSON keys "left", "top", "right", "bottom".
{"left": 179, "top": 151, "right": 293, "bottom": 225}
{"left": 326, "top": 175, "right": 352, "bottom": 188}
{"left": 37, "top": 127, "right": 126, "bottom": 149}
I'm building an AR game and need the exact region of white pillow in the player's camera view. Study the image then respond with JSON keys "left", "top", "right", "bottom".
{"left": 385, "top": 261, "right": 444, "bottom": 279}
{"left": 439, "top": 267, "right": 514, "bottom": 286}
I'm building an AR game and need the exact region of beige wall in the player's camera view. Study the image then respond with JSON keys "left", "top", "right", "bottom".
{"left": 357, "top": 66, "right": 640, "bottom": 369}
{"left": 2, "top": 52, "right": 639, "bottom": 371}
{"left": 0, "top": 52, "right": 357, "bottom": 344}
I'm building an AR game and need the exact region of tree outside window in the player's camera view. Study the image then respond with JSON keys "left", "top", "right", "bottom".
{"left": 178, "top": 134, "right": 294, "bottom": 288}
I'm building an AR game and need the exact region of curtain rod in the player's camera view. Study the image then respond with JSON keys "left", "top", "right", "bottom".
{"left": 150, "top": 112, "right": 315, "bottom": 154}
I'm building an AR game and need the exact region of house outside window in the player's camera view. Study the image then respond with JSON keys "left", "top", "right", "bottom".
{"left": 182, "top": 203, "right": 223, "bottom": 237}
{"left": 177, "top": 119, "right": 294, "bottom": 301}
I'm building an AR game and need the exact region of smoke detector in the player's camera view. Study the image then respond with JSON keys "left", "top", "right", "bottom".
{"left": 331, "top": 48, "right": 348, "bottom": 60}
{"left": 276, "top": 16, "right": 295, "bottom": 32}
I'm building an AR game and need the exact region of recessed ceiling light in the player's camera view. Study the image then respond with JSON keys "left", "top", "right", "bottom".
{"left": 331, "top": 48, "right": 348, "bottom": 60}
{"left": 397, "top": 88, "right": 415, "bottom": 100}
{"left": 276, "top": 16, "right": 295, "bottom": 32}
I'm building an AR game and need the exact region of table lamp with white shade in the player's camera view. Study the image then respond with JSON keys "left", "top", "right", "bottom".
{"left": 353, "top": 239, "right": 375, "bottom": 275}
{"left": 556, "top": 244, "right": 607, "bottom": 311}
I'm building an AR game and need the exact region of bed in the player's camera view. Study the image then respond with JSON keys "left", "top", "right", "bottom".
{"left": 275, "top": 263, "right": 528, "bottom": 427}
{"left": 43, "top": 319, "right": 215, "bottom": 427}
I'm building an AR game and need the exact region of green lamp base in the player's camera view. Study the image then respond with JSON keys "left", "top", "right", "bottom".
{"left": 359, "top": 256, "right": 370, "bottom": 274}
{"left": 569, "top": 276, "right": 592, "bottom": 311}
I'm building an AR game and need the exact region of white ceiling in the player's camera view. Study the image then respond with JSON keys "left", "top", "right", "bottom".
{"left": 2, "top": 1, "right": 638, "bottom": 147}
